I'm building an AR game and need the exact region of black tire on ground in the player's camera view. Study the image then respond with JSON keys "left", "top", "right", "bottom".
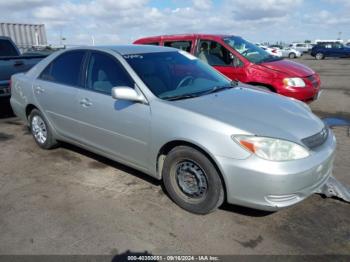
{"left": 29, "top": 109, "right": 58, "bottom": 149}
{"left": 315, "top": 52, "right": 325, "bottom": 60}
{"left": 288, "top": 52, "right": 296, "bottom": 59}
{"left": 162, "top": 146, "right": 225, "bottom": 214}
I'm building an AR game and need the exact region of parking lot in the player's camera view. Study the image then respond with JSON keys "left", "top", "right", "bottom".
{"left": 0, "top": 55, "right": 349, "bottom": 255}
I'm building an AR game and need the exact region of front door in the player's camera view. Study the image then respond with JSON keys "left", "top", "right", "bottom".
{"left": 194, "top": 39, "right": 246, "bottom": 82}
{"left": 75, "top": 51, "right": 151, "bottom": 169}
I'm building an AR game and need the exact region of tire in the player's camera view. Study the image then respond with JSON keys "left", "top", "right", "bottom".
{"left": 162, "top": 146, "right": 224, "bottom": 214}
{"left": 315, "top": 53, "right": 324, "bottom": 60}
{"left": 29, "top": 109, "right": 58, "bottom": 149}
{"left": 288, "top": 52, "right": 296, "bottom": 59}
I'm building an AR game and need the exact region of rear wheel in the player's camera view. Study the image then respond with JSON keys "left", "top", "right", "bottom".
{"left": 315, "top": 53, "right": 324, "bottom": 60}
{"left": 29, "top": 109, "right": 58, "bottom": 149}
{"left": 162, "top": 146, "right": 224, "bottom": 214}
{"left": 288, "top": 52, "right": 296, "bottom": 59}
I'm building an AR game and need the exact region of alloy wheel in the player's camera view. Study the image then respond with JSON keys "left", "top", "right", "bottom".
{"left": 31, "top": 115, "right": 47, "bottom": 144}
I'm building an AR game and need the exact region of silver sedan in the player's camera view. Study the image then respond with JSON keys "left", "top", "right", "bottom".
{"left": 10, "top": 45, "right": 336, "bottom": 214}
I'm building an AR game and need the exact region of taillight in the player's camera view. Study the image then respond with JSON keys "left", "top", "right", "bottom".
{"left": 272, "top": 49, "right": 277, "bottom": 53}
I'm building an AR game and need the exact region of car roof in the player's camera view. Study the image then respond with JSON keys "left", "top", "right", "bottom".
{"left": 0, "top": 36, "right": 11, "bottom": 40}
{"left": 135, "top": 33, "right": 235, "bottom": 41}
{"left": 66, "top": 45, "right": 177, "bottom": 55}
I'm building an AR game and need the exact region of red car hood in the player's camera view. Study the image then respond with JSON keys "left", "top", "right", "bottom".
{"left": 259, "top": 59, "right": 315, "bottom": 77}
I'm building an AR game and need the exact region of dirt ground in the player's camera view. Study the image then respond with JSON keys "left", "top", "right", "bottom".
{"left": 0, "top": 55, "right": 349, "bottom": 255}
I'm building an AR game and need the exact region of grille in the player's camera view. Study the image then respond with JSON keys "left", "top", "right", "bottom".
{"left": 306, "top": 75, "right": 319, "bottom": 88}
{"left": 301, "top": 127, "right": 329, "bottom": 149}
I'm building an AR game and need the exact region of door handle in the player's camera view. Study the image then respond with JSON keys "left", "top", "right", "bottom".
{"left": 80, "top": 98, "right": 92, "bottom": 107}
{"left": 14, "top": 60, "right": 24, "bottom": 67}
{"left": 34, "top": 86, "right": 44, "bottom": 94}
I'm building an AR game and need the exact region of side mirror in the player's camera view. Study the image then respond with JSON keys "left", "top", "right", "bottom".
{"left": 111, "top": 86, "right": 147, "bottom": 103}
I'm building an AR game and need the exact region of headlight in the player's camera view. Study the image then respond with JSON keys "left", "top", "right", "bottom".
{"left": 233, "top": 135, "right": 310, "bottom": 161}
{"left": 283, "top": 77, "right": 305, "bottom": 88}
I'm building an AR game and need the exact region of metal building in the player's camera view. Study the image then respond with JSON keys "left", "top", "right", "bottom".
{"left": 0, "top": 23, "right": 47, "bottom": 53}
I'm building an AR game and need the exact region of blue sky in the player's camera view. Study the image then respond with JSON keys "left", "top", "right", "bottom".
{"left": 1, "top": 0, "right": 350, "bottom": 45}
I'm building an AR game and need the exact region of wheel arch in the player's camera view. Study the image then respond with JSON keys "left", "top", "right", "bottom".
{"left": 25, "top": 104, "right": 39, "bottom": 119}
{"left": 156, "top": 139, "right": 228, "bottom": 200}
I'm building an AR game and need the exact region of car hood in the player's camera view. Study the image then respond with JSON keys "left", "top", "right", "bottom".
{"left": 259, "top": 59, "right": 315, "bottom": 77}
{"left": 171, "top": 87, "right": 324, "bottom": 143}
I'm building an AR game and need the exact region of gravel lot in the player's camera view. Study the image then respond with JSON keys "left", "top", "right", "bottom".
{"left": 0, "top": 55, "right": 349, "bottom": 255}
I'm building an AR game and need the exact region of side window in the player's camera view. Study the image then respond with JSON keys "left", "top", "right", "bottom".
{"left": 195, "top": 40, "right": 243, "bottom": 67}
{"left": 87, "top": 52, "right": 134, "bottom": 95}
{"left": 39, "top": 51, "right": 85, "bottom": 86}
{"left": 164, "top": 41, "right": 192, "bottom": 52}
{"left": 0, "top": 40, "right": 19, "bottom": 56}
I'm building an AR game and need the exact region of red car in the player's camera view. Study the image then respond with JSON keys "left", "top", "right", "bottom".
{"left": 133, "top": 34, "right": 321, "bottom": 102}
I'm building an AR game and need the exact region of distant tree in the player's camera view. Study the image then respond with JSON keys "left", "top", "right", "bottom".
{"left": 304, "top": 40, "right": 311, "bottom": 43}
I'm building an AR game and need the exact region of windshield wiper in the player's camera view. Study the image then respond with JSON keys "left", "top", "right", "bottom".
{"left": 162, "top": 93, "right": 202, "bottom": 101}
{"left": 162, "top": 81, "right": 239, "bottom": 101}
{"left": 200, "top": 81, "right": 239, "bottom": 96}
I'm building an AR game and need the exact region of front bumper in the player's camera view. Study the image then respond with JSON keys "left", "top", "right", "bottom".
{"left": 216, "top": 129, "right": 336, "bottom": 211}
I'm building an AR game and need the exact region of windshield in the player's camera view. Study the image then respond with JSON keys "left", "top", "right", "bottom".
{"left": 223, "top": 36, "right": 282, "bottom": 64}
{"left": 124, "top": 51, "right": 232, "bottom": 100}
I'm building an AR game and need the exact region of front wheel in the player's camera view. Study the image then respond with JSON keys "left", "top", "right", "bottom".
{"left": 162, "top": 146, "right": 224, "bottom": 214}
{"left": 29, "top": 109, "right": 58, "bottom": 149}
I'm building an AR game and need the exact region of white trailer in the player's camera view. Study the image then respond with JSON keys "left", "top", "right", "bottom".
{"left": 0, "top": 23, "right": 47, "bottom": 53}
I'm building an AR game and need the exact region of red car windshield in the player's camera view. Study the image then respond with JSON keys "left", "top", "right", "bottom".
{"left": 223, "top": 36, "right": 282, "bottom": 64}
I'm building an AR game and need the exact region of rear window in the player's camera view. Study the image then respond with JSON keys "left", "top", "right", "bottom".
{"left": 0, "top": 39, "right": 19, "bottom": 56}
{"left": 164, "top": 41, "right": 192, "bottom": 52}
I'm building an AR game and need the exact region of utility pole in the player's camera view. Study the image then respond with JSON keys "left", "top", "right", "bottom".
{"left": 338, "top": 31, "right": 342, "bottom": 40}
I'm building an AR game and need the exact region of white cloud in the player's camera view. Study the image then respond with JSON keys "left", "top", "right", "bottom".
{"left": 226, "top": 0, "right": 303, "bottom": 20}
{"left": 192, "top": 0, "right": 212, "bottom": 10}
{"left": 0, "top": 0, "right": 349, "bottom": 45}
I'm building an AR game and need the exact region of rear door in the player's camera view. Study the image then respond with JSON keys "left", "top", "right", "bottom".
{"left": 75, "top": 51, "right": 151, "bottom": 169}
{"left": 323, "top": 44, "right": 334, "bottom": 56}
{"left": 34, "top": 50, "right": 86, "bottom": 138}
